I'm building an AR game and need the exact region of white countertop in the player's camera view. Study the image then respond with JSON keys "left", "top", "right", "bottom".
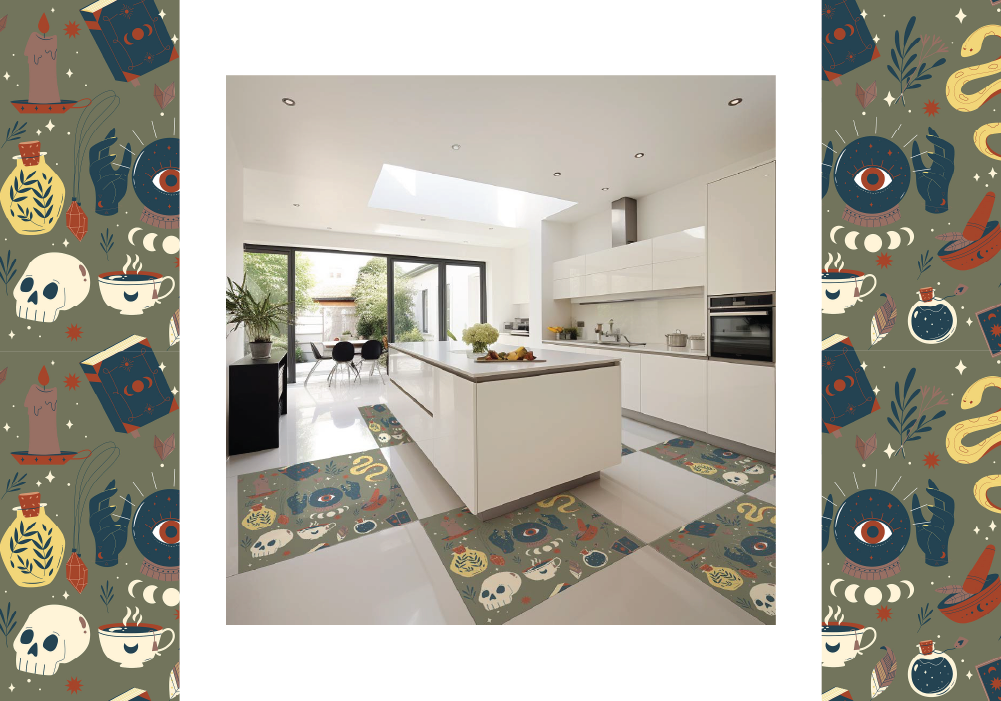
{"left": 389, "top": 341, "right": 620, "bottom": 381}
{"left": 542, "top": 339, "right": 708, "bottom": 358}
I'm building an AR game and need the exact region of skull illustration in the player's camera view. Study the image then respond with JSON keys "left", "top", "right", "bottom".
{"left": 723, "top": 472, "right": 749, "bottom": 486}
{"left": 744, "top": 465, "right": 765, "bottom": 475}
{"left": 251, "top": 529, "right": 293, "bottom": 558}
{"left": 14, "top": 605, "right": 90, "bottom": 676}
{"left": 297, "top": 523, "right": 335, "bottom": 540}
{"left": 377, "top": 432, "right": 391, "bottom": 444}
{"left": 14, "top": 253, "right": 91, "bottom": 322}
{"left": 479, "top": 572, "right": 522, "bottom": 611}
{"left": 749, "top": 583, "right": 776, "bottom": 616}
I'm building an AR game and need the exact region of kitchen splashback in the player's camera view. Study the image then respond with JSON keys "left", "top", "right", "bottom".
{"left": 570, "top": 295, "right": 705, "bottom": 342}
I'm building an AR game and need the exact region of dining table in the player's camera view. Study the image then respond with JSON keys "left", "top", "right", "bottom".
{"left": 322, "top": 339, "right": 377, "bottom": 382}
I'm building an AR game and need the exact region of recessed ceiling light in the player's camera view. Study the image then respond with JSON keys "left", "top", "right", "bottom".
{"left": 420, "top": 217, "right": 426, "bottom": 221}
{"left": 282, "top": 97, "right": 296, "bottom": 106}
{"left": 634, "top": 153, "right": 645, "bottom": 159}
{"left": 488, "top": 227, "right": 494, "bottom": 230}
{"left": 463, "top": 240, "right": 468, "bottom": 243}
{"left": 451, "top": 144, "right": 461, "bottom": 150}
{"left": 553, "top": 172, "right": 561, "bottom": 177}
{"left": 292, "top": 203, "right": 300, "bottom": 207}
{"left": 601, "top": 187, "right": 609, "bottom": 191}
{"left": 326, "top": 227, "right": 332, "bottom": 230}
{"left": 728, "top": 97, "right": 743, "bottom": 106}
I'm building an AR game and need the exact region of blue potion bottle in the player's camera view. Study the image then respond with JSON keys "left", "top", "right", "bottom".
{"left": 908, "top": 287, "right": 958, "bottom": 344}
{"left": 907, "top": 640, "right": 957, "bottom": 697}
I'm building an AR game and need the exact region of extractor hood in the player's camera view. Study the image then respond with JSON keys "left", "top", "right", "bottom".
{"left": 610, "top": 197, "right": 638, "bottom": 247}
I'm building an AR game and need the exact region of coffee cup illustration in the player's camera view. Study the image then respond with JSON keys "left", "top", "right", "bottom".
{"left": 99, "top": 270, "right": 175, "bottom": 315}
{"left": 822, "top": 269, "right": 877, "bottom": 314}
{"left": 97, "top": 621, "right": 175, "bottom": 668}
{"left": 821, "top": 622, "right": 877, "bottom": 667}
{"left": 523, "top": 557, "right": 561, "bottom": 581}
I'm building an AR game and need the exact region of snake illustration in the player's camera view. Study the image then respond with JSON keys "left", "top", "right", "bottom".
{"left": 349, "top": 454, "right": 388, "bottom": 482}
{"left": 737, "top": 502, "right": 777, "bottom": 524}
{"left": 946, "top": 25, "right": 1001, "bottom": 159}
{"left": 945, "top": 376, "right": 1001, "bottom": 463}
{"left": 536, "top": 494, "right": 579, "bottom": 513}
{"left": 974, "top": 475, "right": 1001, "bottom": 513}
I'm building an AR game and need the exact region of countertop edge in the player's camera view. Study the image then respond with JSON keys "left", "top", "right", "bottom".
{"left": 388, "top": 343, "right": 620, "bottom": 382}
{"left": 541, "top": 340, "right": 708, "bottom": 359}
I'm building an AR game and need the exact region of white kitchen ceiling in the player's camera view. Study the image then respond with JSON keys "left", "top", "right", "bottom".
{"left": 228, "top": 75, "right": 775, "bottom": 248}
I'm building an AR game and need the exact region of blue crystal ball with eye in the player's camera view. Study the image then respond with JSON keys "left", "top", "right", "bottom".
{"left": 832, "top": 489, "right": 910, "bottom": 567}
{"left": 833, "top": 136, "right": 911, "bottom": 214}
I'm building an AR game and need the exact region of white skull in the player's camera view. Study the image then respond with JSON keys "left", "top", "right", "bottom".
{"left": 13, "top": 253, "right": 91, "bottom": 322}
{"left": 723, "top": 472, "right": 749, "bottom": 486}
{"left": 744, "top": 465, "right": 765, "bottom": 475}
{"left": 377, "top": 432, "right": 391, "bottom": 444}
{"left": 251, "top": 528, "right": 292, "bottom": 558}
{"left": 479, "top": 571, "right": 522, "bottom": 610}
{"left": 14, "top": 605, "right": 90, "bottom": 675}
{"left": 750, "top": 583, "right": 776, "bottom": 616}
{"left": 297, "top": 523, "right": 334, "bottom": 540}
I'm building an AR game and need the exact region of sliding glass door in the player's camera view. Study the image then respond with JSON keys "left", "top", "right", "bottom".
{"left": 445, "top": 263, "right": 483, "bottom": 340}
{"left": 391, "top": 260, "right": 440, "bottom": 341}
{"left": 242, "top": 247, "right": 295, "bottom": 382}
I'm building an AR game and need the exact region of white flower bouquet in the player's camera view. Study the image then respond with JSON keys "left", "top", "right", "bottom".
{"left": 462, "top": 322, "right": 499, "bottom": 354}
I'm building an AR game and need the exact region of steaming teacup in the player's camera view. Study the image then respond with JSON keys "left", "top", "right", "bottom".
{"left": 523, "top": 557, "right": 561, "bottom": 581}
{"left": 821, "top": 622, "right": 877, "bottom": 667}
{"left": 98, "top": 271, "right": 175, "bottom": 315}
{"left": 97, "top": 623, "right": 175, "bottom": 668}
{"left": 822, "top": 269, "right": 877, "bottom": 314}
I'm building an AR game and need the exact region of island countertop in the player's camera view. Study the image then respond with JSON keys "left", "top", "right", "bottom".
{"left": 388, "top": 340, "right": 619, "bottom": 382}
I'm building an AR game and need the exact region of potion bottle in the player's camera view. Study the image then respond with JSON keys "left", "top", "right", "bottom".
{"left": 907, "top": 640, "right": 957, "bottom": 697}
{"left": 2, "top": 492, "right": 66, "bottom": 588}
{"left": 908, "top": 287, "right": 958, "bottom": 344}
{"left": 1, "top": 140, "right": 65, "bottom": 235}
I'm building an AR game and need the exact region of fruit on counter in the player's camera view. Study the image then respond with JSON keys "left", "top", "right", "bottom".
{"left": 547, "top": 326, "right": 564, "bottom": 333}
{"left": 478, "top": 346, "right": 536, "bottom": 361}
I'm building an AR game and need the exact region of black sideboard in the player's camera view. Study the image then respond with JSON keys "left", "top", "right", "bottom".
{"left": 228, "top": 352, "right": 287, "bottom": 455}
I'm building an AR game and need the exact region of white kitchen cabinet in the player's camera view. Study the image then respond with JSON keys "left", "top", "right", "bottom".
{"left": 552, "top": 255, "right": 586, "bottom": 280}
{"left": 585, "top": 264, "right": 651, "bottom": 296}
{"left": 707, "top": 360, "right": 775, "bottom": 452}
{"left": 541, "top": 342, "right": 589, "bottom": 354}
{"left": 640, "top": 354, "right": 707, "bottom": 432}
{"left": 553, "top": 275, "right": 585, "bottom": 299}
{"left": 585, "top": 239, "right": 651, "bottom": 275}
{"left": 707, "top": 161, "right": 775, "bottom": 296}
{"left": 652, "top": 257, "right": 705, "bottom": 289}
{"left": 652, "top": 227, "right": 705, "bottom": 263}
{"left": 585, "top": 348, "right": 641, "bottom": 411}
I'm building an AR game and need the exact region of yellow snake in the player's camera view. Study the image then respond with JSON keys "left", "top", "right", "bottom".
{"left": 737, "top": 503, "right": 776, "bottom": 524}
{"left": 945, "top": 376, "right": 1001, "bottom": 463}
{"left": 946, "top": 25, "right": 1001, "bottom": 159}
{"left": 350, "top": 454, "right": 388, "bottom": 482}
{"left": 536, "top": 494, "right": 579, "bottom": 513}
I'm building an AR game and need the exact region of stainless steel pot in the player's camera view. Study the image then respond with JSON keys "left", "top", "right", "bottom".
{"left": 665, "top": 329, "right": 688, "bottom": 347}
{"left": 689, "top": 333, "right": 706, "bottom": 351}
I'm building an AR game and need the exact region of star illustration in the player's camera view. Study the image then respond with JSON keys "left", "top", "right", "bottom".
{"left": 876, "top": 252, "right": 892, "bottom": 268}
{"left": 956, "top": 360, "right": 967, "bottom": 374}
{"left": 873, "top": 34, "right": 879, "bottom": 43}
{"left": 159, "top": 362, "right": 166, "bottom": 371}
{"left": 872, "top": 385, "right": 880, "bottom": 395}
{"left": 7, "top": 331, "right": 13, "bottom": 339}
{"left": 876, "top": 605, "right": 892, "bottom": 621}
{"left": 159, "top": 8, "right": 166, "bottom": 18}
{"left": 62, "top": 239, "right": 69, "bottom": 247}
{"left": 924, "top": 452, "right": 940, "bottom": 469}
{"left": 861, "top": 361, "right": 868, "bottom": 370}
{"left": 66, "top": 324, "right": 82, "bottom": 341}
{"left": 171, "top": 386, "right": 178, "bottom": 396}
{"left": 923, "top": 99, "right": 939, "bottom": 117}
{"left": 975, "top": 173, "right": 981, "bottom": 181}
{"left": 957, "top": 8, "right": 967, "bottom": 23}
{"left": 2, "top": 424, "right": 7, "bottom": 432}
{"left": 62, "top": 590, "right": 69, "bottom": 600}
{"left": 171, "top": 34, "right": 178, "bottom": 45}
{"left": 65, "top": 68, "right": 73, "bottom": 78}
{"left": 45, "top": 120, "right": 54, "bottom": 131}
{"left": 35, "top": 129, "right": 41, "bottom": 136}
{"left": 968, "top": 317, "right": 974, "bottom": 326}
{"left": 65, "top": 677, "right": 81, "bottom": 694}
{"left": 63, "top": 373, "right": 80, "bottom": 390}
{"left": 883, "top": 91, "right": 895, "bottom": 107}
{"left": 8, "top": 684, "right": 13, "bottom": 692}
{"left": 45, "top": 471, "right": 54, "bottom": 483}
{"left": 975, "top": 525, "right": 980, "bottom": 534}
{"left": 884, "top": 443, "right": 895, "bottom": 459}
{"left": 991, "top": 521, "right": 997, "bottom": 531}
{"left": 64, "top": 21, "right": 80, "bottom": 38}
{"left": 860, "top": 9, "right": 867, "bottom": 18}
{"left": 2, "top": 73, "right": 8, "bottom": 81}
{"left": 992, "top": 168, "right": 998, "bottom": 178}
{"left": 66, "top": 420, "right": 73, "bottom": 429}
{"left": 35, "top": 481, "right": 40, "bottom": 487}
{"left": 967, "top": 671, "right": 973, "bottom": 680}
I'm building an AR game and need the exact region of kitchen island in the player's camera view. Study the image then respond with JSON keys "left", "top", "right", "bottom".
{"left": 387, "top": 341, "right": 621, "bottom": 518}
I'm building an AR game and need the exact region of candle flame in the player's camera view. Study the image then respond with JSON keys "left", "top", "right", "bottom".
{"left": 38, "top": 366, "right": 49, "bottom": 387}
{"left": 38, "top": 13, "right": 49, "bottom": 35}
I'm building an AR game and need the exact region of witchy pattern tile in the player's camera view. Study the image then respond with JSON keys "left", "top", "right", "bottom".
{"left": 621, "top": 443, "right": 636, "bottom": 456}
{"left": 358, "top": 404, "right": 414, "bottom": 447}
{"left": 640, "top": 436, "right": 775, "bottom": 492}
{"left": 650, "top": 494, "right": 776, "bottom": 624}
{"left": 235, "top": 448, "right": 416, "bottom": 574}
{"left": 420, "top": 496, "right": 644, "bottom": 625}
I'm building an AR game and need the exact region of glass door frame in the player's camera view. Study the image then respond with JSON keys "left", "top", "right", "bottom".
{"left": 387, "top": 255, "right": 486, "bottom": 343}
{"left": 243, "top": 244, "right": 296, "bottom": 383}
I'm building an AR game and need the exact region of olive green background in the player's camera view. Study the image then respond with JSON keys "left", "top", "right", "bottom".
{"left": 823, "top": 1, "right": 1000, "bottom": 696}
{"left": 0, "top": 0, "right": 179, "bottom": 698}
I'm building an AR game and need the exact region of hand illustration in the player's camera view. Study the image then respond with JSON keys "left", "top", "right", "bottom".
{"left": 912, "top": 478, "right": 954, "bottom": 567}
{"left": 822, "top": 493, "right": 833, "bottom": 551}
{"left": 89, "top": 128, "right": 132, "bottom": 216}
{"left": 911, "top": 127, "right": 954, "bottom": 214}
{"left": 822, "top": 141, "right": 833, "bottom": 198}
{"left": 88, "top": 479, "right": 132, "bottom": 567}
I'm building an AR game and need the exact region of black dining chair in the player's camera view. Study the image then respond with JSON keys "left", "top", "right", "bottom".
{"left": 327, "top": 341, "right": 360, "bottom": 383}
{"left": 304, "top": 342, "right": 332, "bottom": 385}
{"left": 357, "top": 339, "right": 385, "bottom": 383}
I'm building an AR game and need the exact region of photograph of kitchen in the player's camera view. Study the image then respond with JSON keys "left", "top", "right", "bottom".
{"left": 225, "top": 75, "right": 776, "bottom": 624}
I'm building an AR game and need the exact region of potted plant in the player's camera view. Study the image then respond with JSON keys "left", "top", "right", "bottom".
{"left": 226, "top": 276, "right": 291, "bottom": 359}
{"left": 462, "top": 322, "right": 499, "bottom": 354}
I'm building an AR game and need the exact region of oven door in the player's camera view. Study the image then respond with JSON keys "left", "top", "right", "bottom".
{"left": 709, "top": 307, "right": 774, "bottom": 363}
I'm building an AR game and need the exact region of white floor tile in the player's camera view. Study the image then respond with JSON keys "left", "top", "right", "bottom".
{"left": 382, "top": 442, "right": 464, "bottom": 518}
{"left": 620, "top": 416, "right": 678, "bottom": 450}
{"left": 747, "top": 478, "right": 776, "bottom": 504}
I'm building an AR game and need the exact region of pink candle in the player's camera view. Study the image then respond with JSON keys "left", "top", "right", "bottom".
{"left": 24, "top": 14, "right": 59, "bottom": 105}
{"left": 25, "top": 367, "right": 59, "bottom": 455}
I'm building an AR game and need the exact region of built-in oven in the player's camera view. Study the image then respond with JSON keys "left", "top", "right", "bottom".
{"left": 708, "top": 293, "right": 775, "bottom": 364}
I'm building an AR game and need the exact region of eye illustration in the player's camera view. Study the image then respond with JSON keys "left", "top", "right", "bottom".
{"left": 152, "top": 168, "right": 180, "bottom": 193}
{"left": 131, "top": 488, "right": 180, "bottom": 581}
{"left": 832, "top": 488, "right": 910, "bottom": 573}
{"left": 513, "top": 522, "right": 548, "bottom": 543}
{"left": 853, "top": 166, "right": 893, "bottom": 192}
{"left": 131, "top": 137, "right": 180, "bottom": 228}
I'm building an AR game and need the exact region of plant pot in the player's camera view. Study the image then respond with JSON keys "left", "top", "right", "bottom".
{"left": 249, "top": 341, "right": 273, "bottom": 359}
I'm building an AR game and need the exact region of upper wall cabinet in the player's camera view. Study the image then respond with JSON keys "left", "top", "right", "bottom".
{"left": 584, "top": 239, "right": 651, "bottom": 275}
{"left": 707, "top": 161, "right": 775, "bottom": 296}
{"left": 651, "top": 226, "right": 705, "bottom": 263}
{"left": 552, "top": 255, "right": 586, "bottom": 280}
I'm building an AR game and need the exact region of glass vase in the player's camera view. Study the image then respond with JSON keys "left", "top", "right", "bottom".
{"left": 2, "top": 491, "right": 65, "bottom": 588}
{"left": 471, "top": 342, "right": 489, "bottom": 354}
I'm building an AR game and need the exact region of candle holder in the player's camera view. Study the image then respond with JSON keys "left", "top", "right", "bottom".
{"left": 10, "top": 366, "right": 92, "bottom": 464}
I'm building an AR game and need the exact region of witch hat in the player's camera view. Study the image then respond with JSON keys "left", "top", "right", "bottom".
{"left": 248, "top": 475, "right": 278, "bottom": 500}
{"left": 666, "top": 537, "right": 705, "bottom": 561}
{"left": 938, "top": 192, "right": 1001, "bottom": 270}
{"left": 440, "top": 514, "right": 474, "bottom": 541}
{"left": 361, "top": 488, "right": 387, "bottom": 511}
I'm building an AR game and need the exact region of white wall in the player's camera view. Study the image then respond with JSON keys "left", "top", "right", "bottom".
{"left": 226, "top": 134, "right": 245, "bottom": 363}
{"left": 538, "top": 220, "right": 572, "bottom": 342}
{"left": 511, "top": 243, "right": 529, "bottom": 305}
{"left": 238, "top": 220, "right": 514, "bottom": 331}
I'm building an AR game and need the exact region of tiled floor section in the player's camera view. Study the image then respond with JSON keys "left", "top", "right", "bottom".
{"left": 227, "top": 376, "right": 773, "bottom": 624}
